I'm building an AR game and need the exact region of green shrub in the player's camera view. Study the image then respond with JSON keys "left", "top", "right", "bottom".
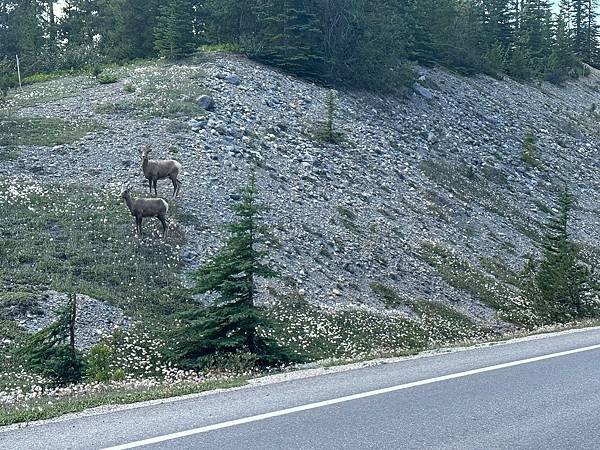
{"left": 98, "top": 72, "right": 119, "bottom": 84}
{"left": 370, "top": 282, "right": 403, "bottom": 308}
{"left": 0, "top": 58, "right": 18, "bottom": 102}
{"left": 123, "top": 82, "right": 136, "bottom": 93}
{"left": 521, "top": 131, "right": 542, "bottom": 168}
{"left": 85, "top": 344, "right": 114, "bottom": 382}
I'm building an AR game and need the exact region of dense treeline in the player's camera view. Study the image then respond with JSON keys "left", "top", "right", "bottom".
{"left": 1, "top": 0, "right": 599, "bottom": 92}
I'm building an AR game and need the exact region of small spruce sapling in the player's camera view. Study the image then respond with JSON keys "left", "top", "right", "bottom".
{"left": 168, "top": 175, "right": 300, "bottom": 370}
{"left": 521, "top": 131, "right": 542, "bottom": 168}
{"left": 532, "top": 187, "right": 591, "bottom": 323}
{"left": 16, "top": 293, "right": 84, "bottom": 384}
{"left": 317, "top": 90, "right": 344, "bottom": 143}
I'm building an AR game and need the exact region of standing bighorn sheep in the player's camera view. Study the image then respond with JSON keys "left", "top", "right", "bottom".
{"left": 120, "top": 184, "right": 169, "bottom": 238}
{"left": 140, "top": 148, "right": 183, "bottom": 197}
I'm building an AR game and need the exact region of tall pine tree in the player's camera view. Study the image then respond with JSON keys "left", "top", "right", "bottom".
{"left": 252, "top": 0, "right": 323, "bottom": 78}
{"left": 154, "top": 0, "right": 196, "bottom": 59}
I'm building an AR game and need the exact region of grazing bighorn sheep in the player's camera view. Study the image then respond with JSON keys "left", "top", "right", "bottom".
{"left": 139, "top": 148, "right": 183, "bottom": 197}
{"left": 120, "top": 184, "right": 169, "bottom": 238}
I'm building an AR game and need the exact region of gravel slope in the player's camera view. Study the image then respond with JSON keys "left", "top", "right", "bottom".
{"left": 3, "top": 52, "right": 600, "bottom": 330}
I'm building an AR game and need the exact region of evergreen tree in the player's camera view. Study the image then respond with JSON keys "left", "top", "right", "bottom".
{"left": 60, "top": 0, "right": 105, "bottom": 47}
{"left": 168, "top": 177, "right": 299, "bottom": 370}
{"left": 535, "top": 187, "right": 590, "bottom": 322}
{"left": 103, "top": 0, "right": 160, "bottom": 61}
{"left": 201, "top": 0, "right": 258, "bottom": 46}
{"left": 480, "top": 0, "right": 514, "bottom": 48}
{"left": 16, "top": 294, "right": 83, "bottom": 384}
{"left": 252, "top": 0, "right": 323, "bottom": 78}
{"left": 153, "top": 0, "right": 196, "bottom": 59}
{"left": 546, "top": 8, "right": 580, "bottom": 83}
{"left": 572, "top": 0, "right": 587, "bottom": 55}
{"left": 0, "top": 0, "right": 45, "bottom": 71}
{"left": 583, "top": 0, "right": 599, "bottom": 65}
{"left": 519, "top": 255, "right": 546, "bottom": 325}
{"left": 515, "top": 0, "right": 554, "bottom": 77}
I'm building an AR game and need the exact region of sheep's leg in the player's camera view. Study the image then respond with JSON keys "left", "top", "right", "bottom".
{"left": 158, "top": 215, "right": 167, "bottom": 239}
{"left": 138, "top": 217, "right": 143, "bottom": 237}
{"left": 171, "top": 178, "right": 182, "bottom": 197}
{"left": 153, "top": 180, "right": 158, "bottom": 197}
{"left": 147, "top": 178, "right": 153, "bottom": 196}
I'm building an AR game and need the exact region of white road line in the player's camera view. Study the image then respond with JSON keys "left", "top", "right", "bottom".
{"left": 103, "top": 343, "right": 600, "bottom": 450}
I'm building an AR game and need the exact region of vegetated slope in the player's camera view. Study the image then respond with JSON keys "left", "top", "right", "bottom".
{"left": 2, "top": 52, "right": 600, "bottom": 335}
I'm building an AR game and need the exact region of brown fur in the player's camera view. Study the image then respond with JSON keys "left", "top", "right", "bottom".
{"left": 120, "top": 185, "right": 169, "bottom": 239}
{"left": 140, "top": 148, "right": 183, "bottom": 197}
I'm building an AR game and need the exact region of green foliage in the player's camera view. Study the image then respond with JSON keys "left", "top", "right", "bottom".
{"left": 316, "top": 90, "right": 344, "bottom": 144}
{"left": 521, "top": 131, "right": 542, "bottom": 168}
{"left": 0, "top": 377, "right": 247, "bottom": 427}
{"left": 412, "top": 300, "right": 485, "bottom": 344}
{"left": 418, "top": 243, "right": 512, "bottom": 313}
{"left": 123, "top": 82, "right": 136, "bottom": 93}
{"left": 85, "top": 344, "right": 115, "bottom": 382}
{"left": 0, "top": 180, "right": 186, "bottom": 318}
{"left": 370, "top": 282, "right": 404, "bottom": 308}
{"left": 97, "top": 72, "right": 119, "bottom": 84}
{"left": 0, "top": 58, "right": 17, "bottom": 101}
{"left": 533, "top": 188, "right": 592, "bottom": 322}
{"left": 168, "top": 176, "right": 300, "bottom": 370}
{"left": 0, "top": 114, "right": 101, "bottom": 147}
{"left": 153, "top": 0, "right": 196, "bottom": 60}
{"left": 3, "top": 0, "right": 599, "bottom": 91}
{"left": 252, "top": 0, "right": 323, "bottom": 78}
{"left": 15, "top": 295, "right": 84, "bottom": 385}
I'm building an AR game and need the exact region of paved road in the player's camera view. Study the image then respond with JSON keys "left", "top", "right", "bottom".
{"left": 2, "top": 327, "right": 600, "bottom": 450}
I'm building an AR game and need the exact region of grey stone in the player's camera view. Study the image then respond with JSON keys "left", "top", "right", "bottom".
{"left": 224, "top": 74, "right": 241, "bottom": 85}
{"left": 197, "top": 95, "right": 215, "bottom": 111}
{"left": 414, "top": 83, "right": 434, "bottom": 100}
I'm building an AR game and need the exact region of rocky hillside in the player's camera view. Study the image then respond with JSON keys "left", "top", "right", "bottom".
{"left": 3, "top": 52, "right": 600, "bottom": 333}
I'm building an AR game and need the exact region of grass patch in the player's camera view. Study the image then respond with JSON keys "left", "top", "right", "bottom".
{"left": 417, "top": 242, "right": 515, "bottom": 313}
{"left": 264, "top": 294, "right": 493, "bottom": 361}
{"left": 21, "top": 72, "right": 68, "bottom": 85}
{"left": 0, "top": 291, "right": 41, "bottom": 320}
{"left": 370, "top": 282, "right": 404, "bottom": 308}
{"left": 0, "top": 115, "right": 101, "bottom": 147}
{"left": 336, "top": 206, "right": 358, "bottom": 232}
{"left": 7, "top": 76, "right": 97, "bottom": 108}
{"left": 0, "top": 377, "right": 246, "bottom": 427}
{"left": 0, "top": 179, "right": 186, "bottom": 318}
{"left": 0, "top": 147, "right": 20, "bottom": 161}
{"left": 95, "top": 63, "right": 206, "bottom": 119}
{"left": 419, "top": 158, "right": 541, "bottom": 241}
{"left": 265, "top": 296, "right": 426, "bottom": 360}
{"left": 413, "top": 300, "right": 487, "bottom": 345}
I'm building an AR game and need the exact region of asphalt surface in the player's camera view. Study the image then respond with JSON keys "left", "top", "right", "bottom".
{"left": 2, "top": 327, "right": 600, "bottom": 450}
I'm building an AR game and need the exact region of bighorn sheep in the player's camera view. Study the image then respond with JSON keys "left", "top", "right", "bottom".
{"left": 140, "top": 148, "right": 182, "bottom": 197}
{"left": 120, "top": 184, "right": 169, "bottom": 238}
